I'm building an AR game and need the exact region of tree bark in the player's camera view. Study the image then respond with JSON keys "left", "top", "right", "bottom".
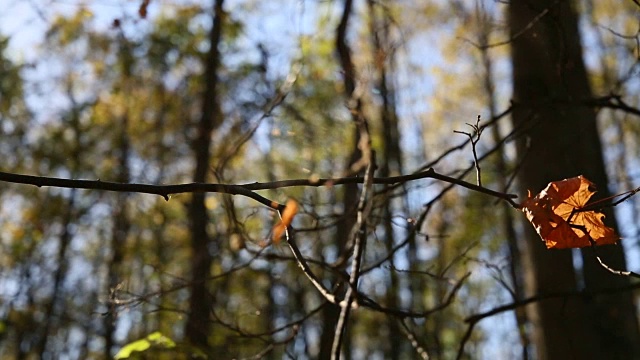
{"left": 185, "top": 0, "right": 225, "bottom": 351}
{"left": 509, "top": 1, "right": 640, "bottom": 359}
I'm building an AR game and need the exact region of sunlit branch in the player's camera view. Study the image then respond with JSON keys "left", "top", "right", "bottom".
{"left": 282, "top": 225, "right": 340, "bottom": 306}
{"left": 332, "top": 152, "right": 376, "bottom": 359}
{"left": 454, "top": 115, "right": 484, "bottom": 187}
{"left": 399, "top": 319, "right": 429, "bottom": 360}
{"left": 595, "top": 255, "right": 640, "bottom": 279}
{"left": 586, "top": 236, "right": 640, "bottom": 279}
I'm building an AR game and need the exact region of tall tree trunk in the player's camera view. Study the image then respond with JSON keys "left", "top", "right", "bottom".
{"left": 105, "top": 113, "right": 131, "bottom": 359}
{"left": 509, "top": 1, "right": 640, "bottom": 359}
{"left": 476, "top": 5, "right": 530, "bottom": 358}
{"left": 37, "top": 192, "right": 75, "bottom": 358}
{"left": 368, "top": 1, "right": 404, "bottom": 357}
{"left": 38, "top": 85, "right": 84, "bottom": 358}
{"left": 185, "top": 0, "right": 225, "bottom": 351}
{"left": 105, "top": 37, "right": 134, "bottom": 357}
{"left": 319, "top": 1, "right": 361, "bottom": 358}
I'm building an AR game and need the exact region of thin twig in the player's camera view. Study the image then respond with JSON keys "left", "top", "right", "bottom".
{"left": 238, "top": 324, "right": 300, "bottom": 360}
{"left": 110, "top": 245, "right": 270, "bottom": 309}
{"left": 456, "top": 279, "right": 640, "bottom": 358}
{"left": 415, "top": 106, "right": 512, "bottom": 176}
{"left": 577, "top": 185, "right": 640, "bottom": 212}
{"left": 569, "top": 224, "right": 640, "bottom": 279}
{"left": 211, "top": 303, "right": 325, "bottom": 339}
{"left": 455, "top": 323, "right": 476, "bottom": 360}
{"left": 282, "top": 217, "right": 339, "bottom": 305}
{"left": 595, "top": 255, "right": 640, "bottom": 278}
{"left": 454, "top": 115, "right": 484, "bottom": 187}
{"left": 358, "top": 272, "right": 471, "bottom": 318}
{"left": 459, "top": 0, "right": 558, "bottom": 50}
{"left": 215, "top": 63, "right": 301, "bottom": 174}
{"left": 587, "top": 237, "right": 640, "bottom": 279}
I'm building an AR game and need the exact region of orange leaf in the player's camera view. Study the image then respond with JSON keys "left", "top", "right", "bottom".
{"left": 272, "top": 199, "right": 299, "bottom": 243}
{"left": 521, "top": 176, "right": 619, "bottom": 249}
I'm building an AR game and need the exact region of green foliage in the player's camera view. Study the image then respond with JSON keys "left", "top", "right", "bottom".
{"left": 0, "top": 37, "right": 25, "bottom": 115}
{"left": 114, "top": 332, "right": 176, "bottom": 359}
{"left": 45, "top": 8, "right": 94, "bottom": 46}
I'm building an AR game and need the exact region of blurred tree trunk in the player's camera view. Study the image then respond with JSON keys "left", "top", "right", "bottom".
{"left": 368, "top": 1, "right": 404, "bottom": 357}
{"left": 318, "top": 1, "right": 360, "bottom": 358}
{"left": 509, "top": 1, "right": 640, "bottom": 359}
{"left": 476, "top": 6, "right": 530, "bottom": 357}
{"left": 185, "top": 0, "right": 225, "bottom": 351}
{"left": 36, "top": 85, "right": 83, "bottom": 358}
{"left": 104, "top": 36, "right": 134, "bottom": 358}
{"left": 104, "top": 113, "right": 131, "bottom": 359}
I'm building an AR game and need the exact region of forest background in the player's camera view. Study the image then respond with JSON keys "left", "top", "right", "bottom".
{"left": 1, "top": 0, "right": 640, "bottom": 359}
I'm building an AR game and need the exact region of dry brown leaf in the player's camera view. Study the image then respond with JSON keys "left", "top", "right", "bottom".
{"left": 272, "top": 199, "right": 299, "bottom": 243}
{"left": 521, "top": 175, "right": 619, "bottom": 249}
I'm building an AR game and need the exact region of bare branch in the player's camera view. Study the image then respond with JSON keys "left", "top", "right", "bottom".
{"left": 585, "top": 94, "right": 640, "bottom": 118}
{"left": 454, "top": 115, "right": 484, "bottom": 187}
{"left": 457, "top": 281, "right": 640, "bottom": 358}
{"left": 595, "top": 255, "right": 640, "bottom": 279}
{"left": 399, "top": 319, "right": 430, "bottom": 360}
{"left": 282, "top": 223, "right": 340, "bottom": 306}
{"left": 416, "top": 106, "right": 513, "bottom": 173}
{"left": 0, "top": 170, "right": 287, "bottom": 210}
{"left": 359, "top": 272, "right": 471, "bottom": 319}
{"left": 0, "top": 167, "right": 519, "bottom": 210}
{"left": 214, "top": 63, "right": 301, "bottom": 175}
{"left": 331, "top": 153, "right": 376, "bottom": 360}
{"left": 460, "top": 0, "right": 559, "bottom": 50}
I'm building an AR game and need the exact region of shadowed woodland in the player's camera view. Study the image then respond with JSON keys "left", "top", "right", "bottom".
{"left": 1, "top": 0, "right": 640, "bottom": 359}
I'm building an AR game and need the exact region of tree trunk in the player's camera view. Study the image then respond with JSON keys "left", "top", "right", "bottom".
{"left": 105, "top": 106, "right": 132, "bottom": 359}
{"left": 368, "top": 1, "right": 404, "bottom": 357}
{"left": 37, "top": 94, "right": 84, "bottom": 358}
{"left": 185, "top": 0, "right": 225, "bottom": 352}
{"left": 477, "top": 7, "right": 530, "bottom": 357}
{"left": 509, "top": 1, "right": 640, "bottom": 359}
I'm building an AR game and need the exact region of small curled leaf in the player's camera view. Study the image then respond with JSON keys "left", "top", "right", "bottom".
{"left": 272, "top": 199, "right": 299, "bottom": 243}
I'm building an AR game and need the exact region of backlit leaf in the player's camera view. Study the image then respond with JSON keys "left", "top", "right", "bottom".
{"left": 272, "top": 199, "right": 299, "bottom": 243}
{"left": 521, "top": 176, "right": 619, "bottom": 249}
{"left": 114, "top": 331, "right": 176, "bottom": 359}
